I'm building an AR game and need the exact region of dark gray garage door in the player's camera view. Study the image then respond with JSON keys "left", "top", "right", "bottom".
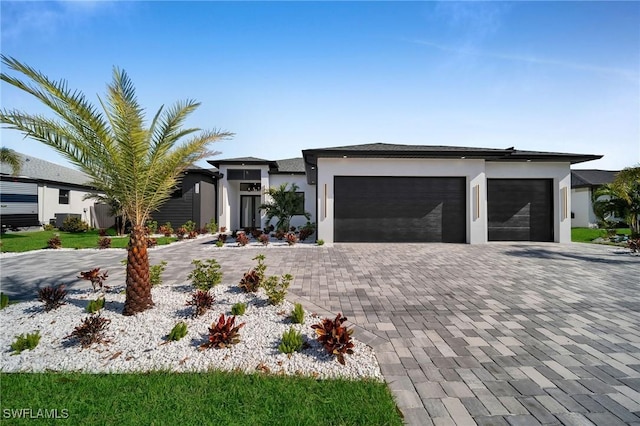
{"left": 487, "top": 179, "right": 553, "bottom": 241}
{"left": 334, "top": 176, "right": 466, "bottom": 242}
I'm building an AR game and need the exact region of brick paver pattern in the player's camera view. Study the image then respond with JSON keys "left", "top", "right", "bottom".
{"left": 2, "top": 239, "right": 639, "bottom": 425}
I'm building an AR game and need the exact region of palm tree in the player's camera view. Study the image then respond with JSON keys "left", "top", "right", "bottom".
{"left": 0, "top": 147, "right": 22, "bottom": 175}
{"left": 0, "top": 55, "right": 233, "bottom": 315}
{"left": 592, "top": 165, "right": 640, "bottom": 237}
{"left": 260, "top": 183, "right": 310, "bottom": 231}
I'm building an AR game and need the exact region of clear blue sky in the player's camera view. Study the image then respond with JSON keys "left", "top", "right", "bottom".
{"left": 1, "top": 1, "right": 638, "bottom": 170}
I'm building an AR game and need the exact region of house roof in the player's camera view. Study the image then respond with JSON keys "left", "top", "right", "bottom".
{"left": 207, "top": 157, "right": 277, "bottom": 168}
{"left": 0, "top": 152, "right": 92, "bottom": 187}
{"left": 272, "top": 157, "right": 305, "bottom": 174}
{"left": 571, "top": 169, "right": 618, "bottom": 188}
{"left": 302, "top": 143, "right": 603, "bottom": 184}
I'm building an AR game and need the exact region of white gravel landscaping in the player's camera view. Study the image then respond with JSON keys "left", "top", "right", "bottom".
{"left": 0, "top": 280, "right": 382, "bottom": 380}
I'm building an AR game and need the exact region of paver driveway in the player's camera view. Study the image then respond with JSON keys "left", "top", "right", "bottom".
{"left": 2, "top": 239, "right": 640, "bottom": 425}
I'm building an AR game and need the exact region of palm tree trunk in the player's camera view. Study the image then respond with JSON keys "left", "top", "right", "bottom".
{"left": 123, "top": 225, "right": 153, "bottom": 315}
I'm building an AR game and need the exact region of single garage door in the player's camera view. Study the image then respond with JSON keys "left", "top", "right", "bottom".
{"left": 487, "top": 179, "right": 553, "bottom": 241}
{"left": 334, "top": 176, "right": 466, "bottom": 243}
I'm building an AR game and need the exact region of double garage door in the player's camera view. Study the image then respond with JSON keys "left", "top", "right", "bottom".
{"left": 333, "top": 176, "right": 553, "bottom": 243}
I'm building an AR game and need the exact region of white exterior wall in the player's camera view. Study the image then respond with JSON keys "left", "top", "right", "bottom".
{"left": 217, "top": 164, "right": 269, "bottom": 231}
{"left": 571, "top": 187, "right": 596, "bottom": 228}
{"left": 38, "top": 184, "right": 95, "bottom": 226}
{"left": 485, "top": 162, "right": 572, "bottom": 243}
{"left": 315, "top": 157, "right": 486, "bottom": 244}
{"left": 268, "top": 174, "right": 316, "bottom": 229}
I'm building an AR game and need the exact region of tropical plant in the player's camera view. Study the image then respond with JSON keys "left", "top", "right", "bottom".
{"left": 67, "top": 313, "right": 111, "bottom": 348}
{"left": 258, "top": 233, "right": 269, "bottom": 246}
{"left": 200, "top": 314, "right": 245, "bottom": 349}
{"left": 149, "top": 261, "right": 167, "bottom": 286}
{"left": 231, "top": 302, "right": 247, "bottom": 316}
{"left": 263, "top": 274, "right": 293, "bottom": 305}
{"left": 291, "top": 303, "right": 305, "bottom": 324}
{"left": 592, "top": 166, "right": 640, "bottom": 237}
{"left": 0, "top": 147, "right": 22, "bottom": 175}
{"left": 38, "top": 284, "right": 67, "bottom": 311}
{"left": 0, "top": 292, "right": 9, "bottom": 310}
{"left": 311, "top": 313, "right": 355, "bottom": 365}
{"left": 11, "top": 331, "right": 40, "bottom": 355}
{"left": 47, "top": 235, "right": 62, "bottom": 249}
{"left": 204, "top": 218, "right": 218, "bottom": 234}
{"left": 97, "top": 237, "right": 112, "bottom": 249}
{"left": 188, "top": 259, "right": 223, "bottom": 291}
{"left": 167, "top": 321, "right": 188, "bottom": 342}
{"left": 278, "top": 327, "right": 304, "bottom": 354}
{"left": 145, "top": 219, "right": 158, "bottom": 234}
{"left": 86, "top": 297, "right": 105, "bottom": 313}
{"left": 260, "top": 183, "right": 311, "bottom": 232}
{"left": 298, "top": 222, "right": 316, "bottom": 241}
{"left": 236, "top": 232, "right": 249, "bottom": 246}
{"left": 317, "top": 239, "right": 325, "bottom": 246}
{"left": 186, "top": 290, "right": 214, "bottom": 317}
{"left": 78, "top": 268, "right": 109, "bottom": 293}
{"left": 0, "top": 55, "right": 232, "bottom": 315}
{"left": 285, "top": 232, "right": 298, "bottom": 246}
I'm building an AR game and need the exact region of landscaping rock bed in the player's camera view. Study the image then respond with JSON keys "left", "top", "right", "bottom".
{"left": 0, "top": 282, "right": 382, "bottom": 380}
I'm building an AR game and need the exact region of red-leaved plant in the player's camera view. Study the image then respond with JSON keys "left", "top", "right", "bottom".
{"left": 47, "top": 235, "right": 62, "bottom": 249}
{"left": 258, "top": 234, "right": 269, "bottom": 246}
{"left": 236, "top": 232, "right": 249, "bottom": 246}
{"left": 311, "top": 313, "right": 355, "bottom": 365}
{"left": 38, "top": 284, "right": 67, "bottom": 311}
{"left": 67, "top": 313, "right": 111, "bottom": 348}
{"left": 97, "top": 237, "right": 111, "bottom": 249}
{"left": 200, "top": 314, "right": 245, "bottom": 349}
{"left": 78, "top": 268, "right": 109, "bottom": 293}
{"left": 285, "top": 232, "right": 298, "bottom": 246}
{"left": 238, "top": 269, "right": 261, "bottom": 293}
{"left": 186, "top": 290, "right": 214, "bottom": 317}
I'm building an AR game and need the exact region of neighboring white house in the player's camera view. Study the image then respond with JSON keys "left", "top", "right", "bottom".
{"left": 210, "top": 143, "right": 602, "bottom": 244}
{"left": 0, "top": 153, "right": 112, "bottom": 230}
{"left": 570, "top": 169, "right": 618, "bottom": 228}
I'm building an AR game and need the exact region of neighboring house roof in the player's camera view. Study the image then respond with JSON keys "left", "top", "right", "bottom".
{"left": 0, "top": 152, "right": 92, "bottom": 188}
{"left": 208, "top": 157, "right": 277, "bottom": 168}
{"left": 571, "top": 169, "right": 618, "bottom": 189}
{"left": 272, "top": 157, "right": 305, "bottom": 174}
{"left": 302, "top": 143, "right": 603, "bottom": 184}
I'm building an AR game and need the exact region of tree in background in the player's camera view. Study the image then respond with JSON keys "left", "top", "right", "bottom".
{"left": 592, "top": 165, "right": 640, "bottom": 237}
{"left": 0, "top": 147, "right": 22, "bottom": 175}
{"left": 0, "top": 55, "right": 233, "bottom": 315}
{"left": 260, "top": 183, "right": 310, "bottom": 231}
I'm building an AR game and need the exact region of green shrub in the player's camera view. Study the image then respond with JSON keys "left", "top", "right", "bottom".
{"left": 205, "top": 218, "right": 218, "bottom": 234}
{"left": 291, "top": 303, "right": 305, "bottom": 324}
{"left": 263, "top": 274, "right": 293, "bottom": 305}
{"left": 150, "top": 261, "right": 168, "bottom": 286}
{"left": 278, "top": 327, "right": 304, "bottom": 354}
{"left": 42, "top": 223, "right": 56, "bottom": 231}
{"left": 167, "top": 321, "right": 188, "bottom": 342}
{"left": 231, "top": 302, "right": 247, "bottom": 316}
{"left": 145, "top": 219, "right": 159, "bottom": 234}
{"left": 11, "top": 331, "right": 41, "bottom": 355}
{"left": 0, "top": 292, "right": 9, "bottom": 310}
{"left": 61, "top": 216, "right": 89, "bottom": 233}
{"left": 188, "top": 259, "right": 223, "bottom": 291}
{"left": 316, "top": 239, "right": 325, "bottom": 246}
{"left": 215, "top": 240, "right": 224, "bottom": 247}
{"left": 86, "top": 297, "right": 105, "bottom": 313}
{"left": 182, "top": 220, "right": 196, "bottom": 233}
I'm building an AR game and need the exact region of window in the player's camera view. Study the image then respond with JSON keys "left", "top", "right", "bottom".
{"left": 240, "top": 182, "right": 261, "bottom": 192}
{"left": 293, "top": 192, "right": 305, "bottom": 215}
{"left": 228, "top": 169, "right": 261, "bottom": 180}
{"left": 59, "top": 189, "right": 70, "bottom": 204}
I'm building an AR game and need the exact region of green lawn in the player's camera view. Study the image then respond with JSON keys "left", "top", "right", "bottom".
{"left": 571, "top": 227, "right": 631, "bottom": 243}
{"left": 1, "top": 371, "right": 402, "bottom": 425}
{"left": 0, "top": 230, "right": 177, "bottom": 253}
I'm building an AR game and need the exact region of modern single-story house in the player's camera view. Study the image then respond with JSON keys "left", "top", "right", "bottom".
{"left": 570, "top": 169, "right": 619, "bottom": 228}
{"left": 210, "top": 143, "right": 601, "bottom": 244}
{"left": 0, "top": 153, "right": 114, "bottom": 230}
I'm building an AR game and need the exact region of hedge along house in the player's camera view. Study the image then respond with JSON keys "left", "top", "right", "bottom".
{"left": 209, "top": 157, "right": 315, "bottom": 232}
{"left": 301, "top": 143, "right": 602, "bottom": 244}
{"left": 0, "top": 152, "right": 114, "bottom": 230}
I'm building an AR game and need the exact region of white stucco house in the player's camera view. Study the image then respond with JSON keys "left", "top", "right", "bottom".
{"left": 0, "top": 153, "right": 113, "bottom": 230}
{"left": 210, "top": 143, "right": 602, "bottom": 244}
{"left": 570, "top": 169, "right": 618, "bottom": 228}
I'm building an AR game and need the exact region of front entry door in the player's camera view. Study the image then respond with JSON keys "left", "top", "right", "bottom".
{"left": 240, "top": 195, "right": 261, "bottom": 229}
